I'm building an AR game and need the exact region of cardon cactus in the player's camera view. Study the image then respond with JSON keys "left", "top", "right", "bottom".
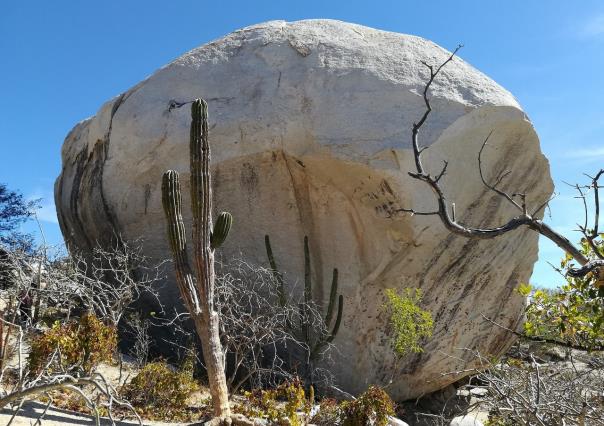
{"left": 264, "top": 235, "right": 343, "bottom": 366}
{"left": 161, "top": 99, "right": 231, "bottom": 419}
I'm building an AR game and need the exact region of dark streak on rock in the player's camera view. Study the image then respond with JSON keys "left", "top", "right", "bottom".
{"left": 143, "top": 184, "right": 151, "bottom": 215}
{"left": 98, "top": 92, "right": 129, "bottom": 237}
{"left": 58, "top": 90, "right": 135, "bottom": 252}
{"left": 67, "top": 148, "right": 94, "bottom": 251}
{"left": 240, "top": 162, "right": 259, "bottom": 193}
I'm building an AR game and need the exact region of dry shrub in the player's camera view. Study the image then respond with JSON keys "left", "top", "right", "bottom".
{"left": 120, "top": 359, "right": 200, "bottom": 420}
{"left": 28, "top": 313, "right": 117, "bottom": 374}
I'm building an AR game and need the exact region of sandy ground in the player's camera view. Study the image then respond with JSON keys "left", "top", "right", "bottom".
{"left": 0, "top": 400, "right": 189, "bottom": 426}
{"left": 0, "top": 349, "right": 207, "bottom": 426}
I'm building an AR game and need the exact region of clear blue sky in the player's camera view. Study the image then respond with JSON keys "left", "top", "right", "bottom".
{"left": 1, "top": 1, "right": 603, "bottom": 287}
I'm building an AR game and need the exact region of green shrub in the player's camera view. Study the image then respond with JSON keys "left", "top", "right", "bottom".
{"left": 484, "top": 415, "right": 514, "bottom": 426}
{"left": 280, "top": 379, "right": 309, "bottom": 424}
{"left": 383, "top": 288, "right": 433, "bottom": 356}
{"left": 519, "top": 237, "right": 604, "bottom": 351}
{"left": 237, "top": 378, "right": 309, "bottom": 425}
{"left": 120, "top": 360, "right": 200, "bottom": 419}
{"left": 310, "top": 398, "right": 341, "bottom": 425}
{"left": 340, "top": 386, "right": 396, "bottom": 426}
{"left": 28, "top": 313, "right": 117, "bottom": 374}
{"left": 238, "top": 387, "right": 281, "bottom": 423}
{"left": 311, "top": 386, "right": 396, "bottom": 426}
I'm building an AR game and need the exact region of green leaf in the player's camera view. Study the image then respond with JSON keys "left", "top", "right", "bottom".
{"left": 518, "top": 283, "right": 532, "bottom": 297}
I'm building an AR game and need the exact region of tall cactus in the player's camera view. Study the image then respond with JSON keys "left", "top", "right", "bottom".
{"left": 161, "top": 99, "right": 231, "bottom": 419}
{"left": 265, "top": 235, "right": 343, "bottom": 367}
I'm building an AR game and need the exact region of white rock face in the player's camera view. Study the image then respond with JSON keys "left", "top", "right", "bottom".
{"left": 55, "top": 19, "right": 553, "bottom": 400}
{"left": 388, "top": 417, "right": 410, "bottom": 426}
{"left": 450, "top": 416, "right": 485, "bottom": 426}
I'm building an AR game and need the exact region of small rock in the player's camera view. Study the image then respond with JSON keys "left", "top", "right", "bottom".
{"left": 528, "top": 342, "right": 568, "bottom": 361}
{"left": 469, "top": 387, "right": 488, "bottom": 397}
{"left": 450, "top": 415, "right": 484, "bottom": 426}
{"left": 457, "top": 389, "right": 471, "bottom": 397}
{"left": 204, "top": 414, "right": 268, "bottom": 426}
{"left": 230, "top": 413, "right": 255, "bottom": 426}
{"left": 388, "top": 416, "right": 410, "bottom": 426}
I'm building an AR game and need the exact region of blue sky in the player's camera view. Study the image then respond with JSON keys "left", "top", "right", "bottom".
{"left": 1, "top": 1, "right": 603, "bottom": 287}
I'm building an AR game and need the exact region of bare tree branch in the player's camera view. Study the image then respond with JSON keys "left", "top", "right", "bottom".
{"left": 481, "top": 314, "right": 604, "bottom": 352}
{"left": 0, "top": 322, "right": 142, "bottom": 425}
{"left": 478, "top": 132, "right": 523, "bottom": 212}
{"left": 398, "top": 45, "right": 601, "bottom": 278}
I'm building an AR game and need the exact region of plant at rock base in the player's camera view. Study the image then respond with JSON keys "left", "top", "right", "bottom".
{"left": 27, "top": 313, "right": 117, "bottom": 375}
{"left": 120, "top": 359, "right": 200, "bottom": 420}
{"left": 264, "top": 235, "right": 343, "bottom": 384}
{"left": 161, "top": 99, "right": 233, "bottom": 419}
{"left": 238, "top": 378, "right": 308, "bottom": 425}
{"left": 310, "top": 386, "right": 396, "bottom": 426}
{"left": 340, "top": 386, "right": 396, "bottom": 426}
{"left": 382, "top": 288, "right": 433, "bottom": 357}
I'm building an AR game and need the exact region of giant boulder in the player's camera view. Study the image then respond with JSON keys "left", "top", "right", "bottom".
{"left": 55, "top": 19, "right": 553, "bottom": 400}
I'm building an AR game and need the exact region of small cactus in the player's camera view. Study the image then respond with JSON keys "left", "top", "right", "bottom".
{"left": 264, "top": 235, "right": 344, "bottom": 363}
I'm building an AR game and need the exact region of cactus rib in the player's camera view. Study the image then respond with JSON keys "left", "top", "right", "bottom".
{"left": 211, "top": 212, "right": 233, "bottom": 249}
{"left": 161, "top": 170, "right": 201, "bottom": 313}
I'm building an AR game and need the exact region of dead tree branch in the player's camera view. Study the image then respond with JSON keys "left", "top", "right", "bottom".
{"left": 0, "top": 323, "right": 142, "bottom": 426}
{"left": 397, "top": 45, "right": 603, "bottom": 278}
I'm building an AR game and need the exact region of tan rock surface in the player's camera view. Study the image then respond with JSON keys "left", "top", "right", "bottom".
{"left": 55, "top": 19, "right": 553, "bottom": 399}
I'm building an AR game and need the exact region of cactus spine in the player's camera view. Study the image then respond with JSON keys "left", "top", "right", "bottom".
{"left": 161, "top": 99, "right": 231, "bottom": 419}
{"left": 264, "top": 235, "right": 344, "bottom": 363}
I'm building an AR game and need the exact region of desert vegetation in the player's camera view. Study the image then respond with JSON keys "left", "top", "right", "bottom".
{"left": 391, "top": 47, "right": 604, "bottom": 426}
{"left": 0, "top": 189, "right": 406, "bottom": 425}
{"left": 0, "top": 101, "right": 418, "bottom": 426}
